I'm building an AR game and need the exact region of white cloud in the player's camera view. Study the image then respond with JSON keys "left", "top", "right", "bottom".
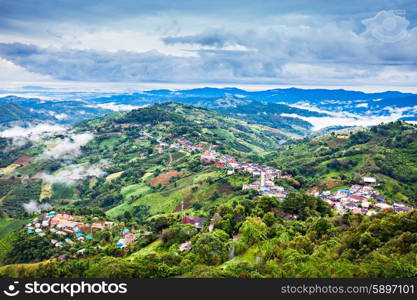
{"left": 0, "top": 123, "right": 66, "bottom": 147}
{"left": 0, "top": 58, "right": 52, "bottom": 82}
{"left": 87, "top": 102, "right": 146, "bottom": 111}
{"left": 36, "top": 163, "right": 106, "bottom": 185}
{"left": 23, "top": 200, "right": 52, "bottom": 214}
{"left": 41, "top": 133, "right": 94, "bottom": 160}
{"left": 355, "top": 103, "right": 368, "bottom": 108}
{"left": 48, "top": 111, "right": 70, "bottom": 120}
{"left": 282, "top": 105, "right": 415, "bottom": 131}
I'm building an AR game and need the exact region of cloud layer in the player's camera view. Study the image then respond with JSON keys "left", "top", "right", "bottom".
{"left": 23, "top": 200, "right": 52, "bottom": 214}
{"left": 0, "top": 123, "right": 66, "bottom": 148}
{"left": 283, "top": 104, "right": 417, "bottom": 130}
{"left": 41, "top": 133, "right": 94, "bottom": 160}
{"left": 0, "top": 1, "right": 416, "bottom": 86}
{"left": 36, "top": 163, "right": 106, "bottom": 185}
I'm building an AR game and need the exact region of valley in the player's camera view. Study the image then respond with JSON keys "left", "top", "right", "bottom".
{"left": 0, "top": 93, "right": 416, "bottom": 278}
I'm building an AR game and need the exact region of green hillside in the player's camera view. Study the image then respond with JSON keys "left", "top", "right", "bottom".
{"left": 0, "top": 103, "right": 52, "bottom": 127}
{"left": 0, "top": 103, "right": 416, "bottom": 278}
{"left": 267, "top": 121, "right": 417, "bottom": 204}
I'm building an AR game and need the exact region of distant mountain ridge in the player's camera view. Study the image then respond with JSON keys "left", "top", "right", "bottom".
{"left": 1, "top": 86, "right": 416, "bottom": 132}
{"left": 0, "top": 102, "right": 53, "bottom": 126}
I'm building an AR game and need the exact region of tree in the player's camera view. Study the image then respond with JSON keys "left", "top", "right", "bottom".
{"left": 308, "top": 218, "right": 332, "bottom": 237}
{"left": 132, "top": 205, "right": 151, "bottom": 224}
{"left": 161, "top": 224, "right": 197, "bottom": 246}
{"left": 235, "top": 217, "right": 268, "bottom": 254}
{"left": 85, "top": 257, "right": 136, "bottom": 278}
{"left": 4, "top": 234, "right": 54, "bottom": 264}
{"left": 191, "top": 230, "right": 230, "bottom": 265}
{"left": 257, "top": 196, "right": 279, "bottom": 213}
{"left": 281, "top": 192, "right": 331, "bottom": 220}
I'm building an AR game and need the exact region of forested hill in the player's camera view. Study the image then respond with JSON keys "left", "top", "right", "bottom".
{"left": 0, "top": 102, "right": 53, "bottom": 126}
{"left": 267, "top": 121, "right": 417, "bottom": 204}
{"left": 81, "top": 102, "right": 292, "bottom": 154}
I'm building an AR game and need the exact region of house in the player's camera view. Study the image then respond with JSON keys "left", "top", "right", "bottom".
{"left": 116, "top": 239, "right": 127, "bottom": 248}
{"left": 363, "top": 177, "right": 377, "bottom": 185}
{"left": 352, "top": 208, "right": 368, "bottom": 214}
{"left": 372, "top": 195, "right": 386, "bottom": 202}
{"left": 179, "top": 241, "right": 192, "bottom": 252}
{"left": 91, "top": 222, "right": 106, "bottom": 230}
{"left": 65, "top": 238, "right": 74, "bottom": 245}
{"left": 348, "top": 195, "right": 366, "bottom": 202}
{"left": 46, "top": 211, "right": 56, "bottom": 218}
{"left": 393, "top": 202, "right": 413, "bottom": 213}
{"left": 123, "top": 233, "right": 137, "bottom": 244}
{"left": 215, "top": 161, "right": 226, "bottom": 169}
{"left": 394, "top": 206, "right": 412, "bottom": 213}
{"left": 375, "top": 203, "right": 393, "bottom": 211}
{"left": 278, "top": 212, "right": 297, "bottom": 220}
{"left": 344, "top": 202, "right": 357, "bottom": 209}
{"left": 180, "top": 216, "right": 208, "bottom": 229}
{"left": 338, "top": 189, "right": 352, "bottom": 195}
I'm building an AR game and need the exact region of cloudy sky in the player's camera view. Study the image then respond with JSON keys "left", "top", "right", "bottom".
{"left": 0, "top": 0, "right": 417, "bottom": 89}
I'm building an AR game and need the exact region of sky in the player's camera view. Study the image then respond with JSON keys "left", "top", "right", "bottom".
{"left": 0, "top": 0, "right": 417, "bottom": 90}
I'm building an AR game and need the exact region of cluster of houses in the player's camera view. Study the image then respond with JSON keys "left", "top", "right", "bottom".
{"left": 309, "top": 178, "right": 413, "bottom": 215}
{"left": 98, "top": 122, "right": 151, "bottom": 140}
{"left": 116, "top": 228, "right": 137, "bottom": 248}
{"left": 25, "top": 211, "right": 141, "bottom": 252}
{"left": 242, "top": 171, "right": 289, "bottom": 199}
{"left": 201, "top": 151, "right": 287, "bottom": 178}
{"left": 155, "top": 138, "right": 207, "bottom": 154}
{"left": 25, "top": 211, "right": 114, "bottom": 247}
{"left": 201, "top": 150, "right": 291, "bottom": 199}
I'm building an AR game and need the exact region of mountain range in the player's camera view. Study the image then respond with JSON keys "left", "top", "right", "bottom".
{"left": 1, "top": 87, "right": 416, "bottom": 132}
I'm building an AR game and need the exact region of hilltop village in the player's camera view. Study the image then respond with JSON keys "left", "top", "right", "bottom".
{"left": 310, "top": 180, "right": 413, "bottom": 216}
{"left": 98, "top": 121, "right": 416, "bottom": 219}
{"left": 201, "top": 150, "right": 291, "bottom": 199}
{"left": 200, "top": 151, "right": 413, "bottom": 217}
{"left": 24, "top": 211, "right": 140, "bottom": 259}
